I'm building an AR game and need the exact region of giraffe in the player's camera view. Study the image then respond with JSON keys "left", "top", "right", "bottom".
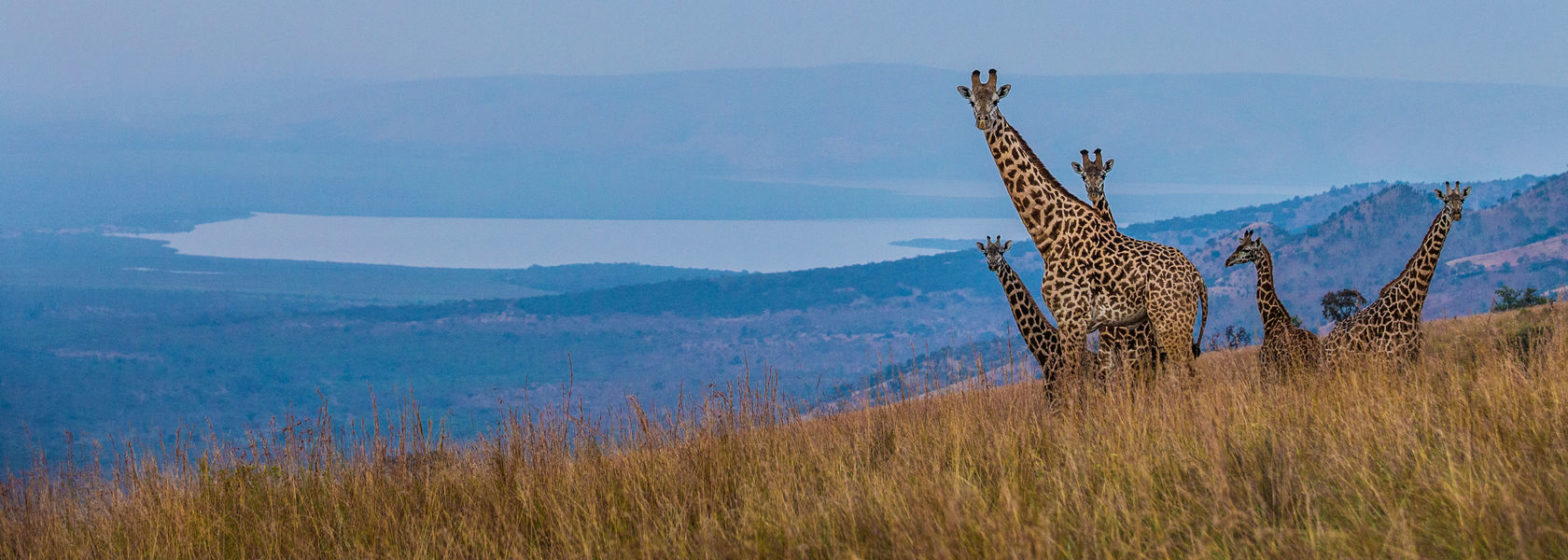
{"left": 1071, "top": 148, "right": 1116, "bottom": 224}
{"left": 956, "top": 69, "right": 1209, "bottom": 382}
{"left": 976, "top": 236, "right": 1066, "bottom": 380}
{"left": 1069, "top": 148, "right": 1161, "bottom": 376}
{"left": 1323, "top": 182, "right": 1471, "bottom": 365}
{"left": 1223, "top": 229, "right": 1323, "bottom": 375}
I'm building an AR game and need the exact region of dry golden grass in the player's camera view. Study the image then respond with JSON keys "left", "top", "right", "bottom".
{"left": 4, "top": 305, "right": 1568, "bottom": 558}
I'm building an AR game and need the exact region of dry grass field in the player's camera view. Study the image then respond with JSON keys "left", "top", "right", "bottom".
{"left": 4, "top": 304, "right": 1566, "bottom": 558}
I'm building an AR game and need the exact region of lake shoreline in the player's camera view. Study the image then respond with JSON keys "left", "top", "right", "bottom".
{"left": 126, "top": 214, "right": 1032, "bottom": 273}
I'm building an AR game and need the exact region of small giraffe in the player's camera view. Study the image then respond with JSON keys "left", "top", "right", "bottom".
{"left": 1070, "top": 148, "right": 1160, "bottom": 375}
{"left": 1071, "top": 148, "right": 1117, "bottom": 224}
{"left": 976, "top": 236, "right": 1066, "bottom": 380}
{"left": 957, "top": 69, "right": 1208, "bottom": 382}
{"left": 1324, "top": 182, "right": 1471, "bottom": 365}
{"left": 1224, "top": 229, "right": 1323, "bottom": 375}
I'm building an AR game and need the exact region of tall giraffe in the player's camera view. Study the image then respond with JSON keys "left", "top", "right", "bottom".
{"left": 1069, "top": 148, "right": 1160, "bottom": 375}
{"left": 1324, "top": 182, "right": 1471, "bottom": 365}
{"left": 1224, "top": 229, "right": 1323, "bottom": 375}
{"left": 956, "top": 69, "right": 1208, "bottom": 380}
{"left": 976, "top": 236, "right": 1066, "bottom": 379}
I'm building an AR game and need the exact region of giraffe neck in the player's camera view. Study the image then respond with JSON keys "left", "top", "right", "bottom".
{"left": 1250, "top": 248, "right": 1294, "bottom": 335}
{"left": 1090, "top": 193, "right": 1115, "bottom": 226}
{"left": 1379, "top": 210, "right": 1454, "bottom": 312}
{"left": 983, "top": 117, "right": 1096, "bottom": 256}
{"left": 992, "top": 260, "right": 1055, "bottom": 341}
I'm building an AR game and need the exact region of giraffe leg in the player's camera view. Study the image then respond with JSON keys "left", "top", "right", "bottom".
{"left": 1127, "top": 320, "right": 1161, "bottom": 385}
{"left": 1153, "top": 322, "right": 1195, "bottom": 378}
{"left": 1096, "top": 328, "right": 1122, "bottom": 383}
{"left": 1054, "top": 319, "right": 1093, "bottom": 400}
{"left": 1147, "top": 293, "right": 1199, "bottom": 378}
{"left": 1102, "top": 323, "right": 1155, "bottom": 387}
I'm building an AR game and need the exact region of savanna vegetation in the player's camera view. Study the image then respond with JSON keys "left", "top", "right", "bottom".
{"left": 1493, "top": 286, "right": 1555, "bottom": 312}
{"left": 4, "top": 304, "right": 1564, "bottom": 558}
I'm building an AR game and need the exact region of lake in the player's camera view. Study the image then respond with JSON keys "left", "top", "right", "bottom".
{"left": 130, "top": 214, "right": 1032, "bottom": 273}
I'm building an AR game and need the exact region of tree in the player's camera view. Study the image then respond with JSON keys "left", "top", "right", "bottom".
{"left": 1321, "top": 289, "right": 1367, "bottom": 323}
{"left": 1207, "top": 324, "right": 1254, "bottom": 351}
{"left": 1492, "top": 286, "right": 1551, "bottom": 312}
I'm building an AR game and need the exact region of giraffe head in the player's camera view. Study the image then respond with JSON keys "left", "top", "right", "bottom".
{"left": 955, "top": 69, "right": 1011, "bottom": 131}
{"left": 975, "top": 235, "right": 1013, "bottom": 271}
{"left": 1224, "top": 229, "right": 1266, "bottom": 267}
{"left": 1070, "top": 148, "right": 1114, "bottom": 199}
{"left": 1433, "top": 181, "right": 1471, "bottom": 221}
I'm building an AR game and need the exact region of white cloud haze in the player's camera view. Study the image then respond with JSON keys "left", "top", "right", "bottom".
{"left": 3, "top": 0, "right": 1566, "bottom": 96}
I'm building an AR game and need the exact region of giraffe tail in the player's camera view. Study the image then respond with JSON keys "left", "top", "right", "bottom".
{"left": 1192, "top": 285, "right": 1210, "bottom": 358}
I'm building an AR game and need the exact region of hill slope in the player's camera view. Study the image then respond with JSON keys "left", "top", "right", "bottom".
{"left": 1194, "top": 173, "right": 1568, "bottom": 336}
{"left": 1121, "top": 175, "right": 1542, "bottom": 248}
{"left": 7, "top": 305, "right": 1566, "bottom": 557}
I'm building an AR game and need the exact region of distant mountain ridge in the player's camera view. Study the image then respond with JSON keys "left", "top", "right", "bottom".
{"left": 1122, "top": 175, "right": 1542, "bottom": 251}
{"left": 319, "top": 170, "right": 1568, "bottom": 357}
{"left": 6, "top": 65, "right": 1568, "bottom": 230}
{"left": 1193, "top": 173, "right": 1568, "bottom": 335}
{"left": 331, "top": 171, "right": 1566, "bottom": 333}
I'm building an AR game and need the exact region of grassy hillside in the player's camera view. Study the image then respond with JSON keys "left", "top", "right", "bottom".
{"left": 5, "top": 304, "right": 1564, "bottom": 557}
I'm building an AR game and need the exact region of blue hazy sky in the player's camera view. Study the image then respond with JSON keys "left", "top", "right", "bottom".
{"left": 4, "top": 1, "right": 1567, "bottom": 96}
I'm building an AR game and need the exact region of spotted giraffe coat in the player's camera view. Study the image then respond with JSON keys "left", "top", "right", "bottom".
{"left": 1224, "top": 231, "right": 1322, "bottom": 375}
{"left": 1073, "top": 149, "right": 1163, "bottom": 376}
{"left": 959, "top": 70, "right": 1208, "bottom": 380}
{"left": 1324, "top": 184, "right": 1470, "bottom": 365}
{"left": 977, "top": 238, "right": 1067, "bottom": 380}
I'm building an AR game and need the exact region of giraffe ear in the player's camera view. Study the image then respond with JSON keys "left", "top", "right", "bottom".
{"left": 1433, "top": 188, "right": 1444, "bottom": 199}
{"left": 1462, "top": 185, "right": 1471, "bottom": 196}
{"left": 996, "top": 84, "right": 1011, "bottom": 99}
{"left": 1002, "top": 240, "right": 1012, "bottom": 251}
{"left": 1070, "top": 162, "right": 1083, "bottom": 174}
{"left": 976, "top": 241, "right": 986, "bottom": 252}
{"left": 1104, "top": 159, "right": 1114, "bottom": 172}
{"left": 956, "top": 86, "right": 972, "bottom": 99}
